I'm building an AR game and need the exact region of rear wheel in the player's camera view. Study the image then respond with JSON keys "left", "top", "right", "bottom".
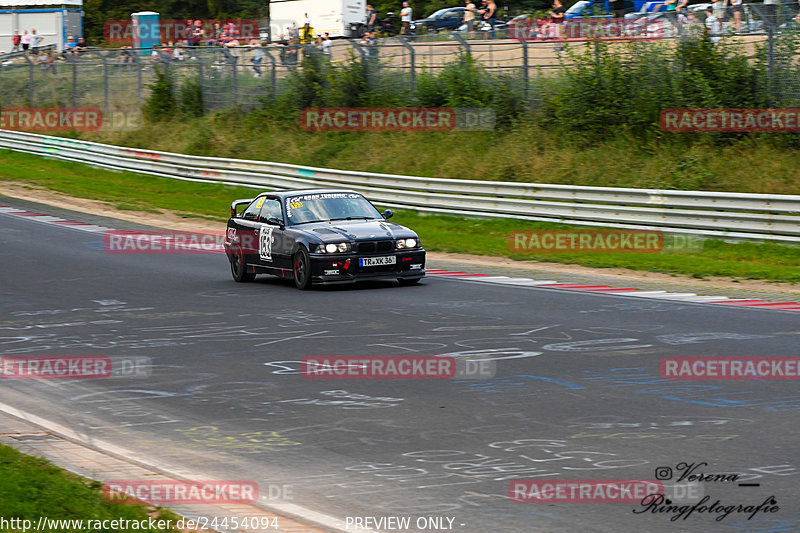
{"left": 293, "top": 247, "right": 312, "bottom": 290}
{"left": 230, "top": 247, "right": 255, "bottom": 282}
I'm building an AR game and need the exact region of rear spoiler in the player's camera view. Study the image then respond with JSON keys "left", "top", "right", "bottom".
{"left": 230, "top": 198, "right": 254, "bottom": 217}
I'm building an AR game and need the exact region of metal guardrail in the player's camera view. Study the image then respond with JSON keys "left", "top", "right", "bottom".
{"left": 0, "top": 129, "right": 798, "bottom": 242}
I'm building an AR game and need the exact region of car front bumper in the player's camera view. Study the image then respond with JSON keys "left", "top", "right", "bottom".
{"left": 309, "top": 249, "right": 426, "bottom": 285}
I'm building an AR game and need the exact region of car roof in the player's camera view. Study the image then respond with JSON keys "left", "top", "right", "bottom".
{"left": 255, "top": 189, "right": 363, "bottom": 200}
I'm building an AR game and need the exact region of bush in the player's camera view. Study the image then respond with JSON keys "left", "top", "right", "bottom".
{"left": 142, "top": 67, "right": 176, "bottom": 122}
{"left": 179, "top": 77, "right": 204, "bottom": 118}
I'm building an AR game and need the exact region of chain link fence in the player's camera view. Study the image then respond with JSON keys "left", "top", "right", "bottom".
{"left": 2, "top": 1, "right": 800, "bottom": 127}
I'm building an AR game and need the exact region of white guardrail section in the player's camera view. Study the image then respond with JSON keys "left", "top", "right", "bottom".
{"left": 1, "top": 129, "right": 799, "bottom": 242}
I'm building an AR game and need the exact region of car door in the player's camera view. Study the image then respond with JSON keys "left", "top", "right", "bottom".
{"left": 237, "top": 196, "right": 265, "bottom": 266}
{"left": 256, "top": 197, "right": 289, "bottom": 272}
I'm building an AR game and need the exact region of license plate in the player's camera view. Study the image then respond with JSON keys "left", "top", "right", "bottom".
{"left": 359, "top": 255, "right": 396, "bottom": 267}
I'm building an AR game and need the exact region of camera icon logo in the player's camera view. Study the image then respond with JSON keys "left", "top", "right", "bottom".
{"left": 655, "top": 467, "right": 673, "bottom": 480}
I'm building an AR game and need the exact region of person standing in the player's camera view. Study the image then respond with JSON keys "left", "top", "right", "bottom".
{"left": 705, "top": 6, "right": 722, "bottom": 42}
{"left": 366, "top": 5, "right": 378, "bottom": 32}
{"left": 11, "top": 30, "right": 21, "bottom": 52}
{"left": 250, "top": 39, "right": 264, "bottom": 77}
{"left": 483, "top": 0, "right": 498, "bottom": 38}
{"left": 303, "top": 13, "right": 312, "bottom": 43}
{"left": 21, "top": 30, "right": 30, "bottom": 52}
{"left": 729, "top": 0, "right": 743, "bottom": 33}
{"left": 400, "top": 2, "right": 413, "bottom": 35}
{"left": 464, "top": 1, "right": 477, "bottom": 38}
{"left": 30, "top": 29, "right": 42, "bottom": 53}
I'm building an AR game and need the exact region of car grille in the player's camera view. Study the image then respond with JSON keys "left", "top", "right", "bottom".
{"left": 357, "top": 240, "right": 393, "bottom": 253}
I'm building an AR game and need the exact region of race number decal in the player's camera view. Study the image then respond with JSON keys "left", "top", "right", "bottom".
{"left": 259, "top": 226, "right": 274, "bottom": 262}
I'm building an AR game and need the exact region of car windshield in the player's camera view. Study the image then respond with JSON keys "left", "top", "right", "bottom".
{"left": 431, "top": 8, "right": 460, "bottom": 18}
{"left": 566, "top": 1, "right": 590, "bottom": 15}
{"left": 285, "top": 192, "right": 382, "bottom": 224}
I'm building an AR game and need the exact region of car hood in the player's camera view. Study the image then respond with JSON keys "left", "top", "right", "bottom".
{"left": 297, "top": 219, "right": 416, "bottom": 241}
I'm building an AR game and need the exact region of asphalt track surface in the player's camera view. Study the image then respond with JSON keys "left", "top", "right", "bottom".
{"left": 1, "top": 199, "right": 799, "bottom": 533}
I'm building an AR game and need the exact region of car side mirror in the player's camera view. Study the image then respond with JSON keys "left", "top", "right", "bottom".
{"left": 267, "top": 216, "right": 285, "bottom": 228}
{"left": 382, "top": 209, "right": 393, "bottom": 220}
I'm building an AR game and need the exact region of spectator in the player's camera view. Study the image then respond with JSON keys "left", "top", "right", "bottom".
{"left": 119, "top": 45, "right": 135, "bottom": 68}
{"left": 321, "top": 32, "right": 332, "bottom": 55}
{"left": 289, "top": 21, "right": 299, "bottom": 41}
{"left": 64, "top": 36, "right": 77, "bottom": 55}
{"left": 711, "top": 0, "right": 728, "bottom": 24}
{"left": 30, "top": 29, "right": 42, "bottom": 53}
{"left": 172, "top": 42, "right": 185, "bottom": 60}
{"left": 482, "top": 0, "right": 498, "bottom": 38}
{"left": 76, "top": 37, "right": 88, "bottom": 52}
{"left": 12, "top": 30, "right": 21, "bottom": 53}
{"left": 400, "top": 2, "right": 413, "bottom": 35}
{"left": 729, "top": 0, "right": 743, "bottom": 32}
{"left": 549, "top": 0, "right": 566, "bottom": 51}
{"left": 190, "top": 20, "right": 204, "bottom": 46}
{"left": 39, "top": 51, "right": 56, "bottom": 73}
{"left": 21, "top": 30, "right": 30, "bottom": 52}
{"left": 366, "top": 5, "right": 378, "bottom": 32}
{"left": 303, "top": 13, "right": 312, "bottom": 42}
{"left": 250, "top": 39, "right": 263, "bottom": 77}
{"left": 284, "top": 37, "right": 300, "bottom": 70}
{"left": 464, "top": 1, "right": 477, "bottom": 38}
{"left": 705, "top": 6, "right": 722, "bottom": 42}
{"left": 225, "top": 20, "right": 239, "bottom": 37}
{"left": 549, "top": 0, "right": 566, "bottom": 23}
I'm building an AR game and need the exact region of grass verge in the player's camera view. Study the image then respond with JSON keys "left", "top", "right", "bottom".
{"left": 0, "top": 443, "right": 180, "bottom": 532}
{"left": 1, "top": 148, "right": 799, "bottom": 284}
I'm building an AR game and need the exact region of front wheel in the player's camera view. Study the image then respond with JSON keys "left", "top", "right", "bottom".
{"left": 293, "top": 247, "right": 312, "bottom": 290}
{"left": 230, "top": 247, "right": 255, "bottom": 282}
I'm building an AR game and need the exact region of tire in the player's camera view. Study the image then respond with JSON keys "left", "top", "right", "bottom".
{"left": 230, "top": 247, "right": 255, "bottom": 282}
{"left": 293, "top": 247, "right": 312, "bottom": 290}
{"left": 398, "top": 277, "right": 421, "bottom": 285}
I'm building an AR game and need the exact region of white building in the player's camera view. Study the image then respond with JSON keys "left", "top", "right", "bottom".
{"left": 0, "top": 0, "right": 83, "bottom": 53}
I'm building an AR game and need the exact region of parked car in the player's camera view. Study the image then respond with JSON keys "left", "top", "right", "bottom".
{"left": 411, "top": 7, "right": 466, "bottom": 33}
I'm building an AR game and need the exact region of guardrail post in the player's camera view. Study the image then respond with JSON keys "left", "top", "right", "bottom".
{"left": 393, "top": 36, "right": 416, "bottom": 91}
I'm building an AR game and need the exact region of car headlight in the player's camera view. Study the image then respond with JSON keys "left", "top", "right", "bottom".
{"left": 317, "top": 242, "right": 351, "bottom": 253}
{"left": 396, "top": 238, "right": 418, "bottom": 249}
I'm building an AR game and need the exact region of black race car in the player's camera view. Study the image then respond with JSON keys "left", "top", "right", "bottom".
{"left": 224, "top": 189, "right": 426, "bottom": 289}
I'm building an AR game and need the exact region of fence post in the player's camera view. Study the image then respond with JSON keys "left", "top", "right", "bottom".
{"left": 221, "top": 47, "right": 239, "bottom": 108}
{"left": 62, "top": 52, "right": 79, "bottom": 108}
{"left": 90, "top": 50, "right": 110, "bottom": 116}
{"left": 452, "top": 32, "right": 471, "bottom": 55}
{"left": 22, "top": 53, "right": 34, "bottom": 107}
{"left": 521, "top": 39, "right": 529, "bottom": 101}
{"left": 262, "top": 47, "right": 277, "bottom": 98}
{"left": 393, "top": 36, "right": 416, "bottom": 91}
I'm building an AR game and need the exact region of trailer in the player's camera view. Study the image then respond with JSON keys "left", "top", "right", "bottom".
{"left": 269, "top": 0, "right": 366, "bottom": 41}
